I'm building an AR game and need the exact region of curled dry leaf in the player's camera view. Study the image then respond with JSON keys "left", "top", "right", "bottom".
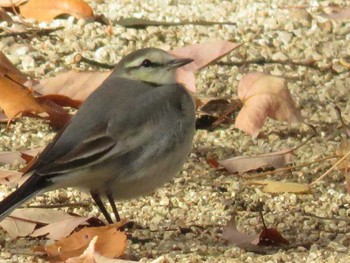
{"left": 246, "top": 180, "right": 311, "bottom": 194}
{"left": 235, "top": 72, "right": 303, "bottom": 136}
{"left": 218, "top": 149, "right": 293, "bottom": 174}
{"left": 0, "top": 52, "right": 71, "bottom": 127}
{"left": 0, "top": 76, "right": 46, "bottom": 125}
{"left": 43, "top": 221, "right": 127, "bottom": 261}
{"left": 19, "top": 0, "right": 94, "bottom": 22}
{"left": 169, "top": 40, "right": 242, "bottom": 92}
{"left": 0, "top": 75, "right": 71, "bottom": 128}
{"left": 259, "top": 227, "right": 290, "bottom": 246}
{"left": 34, "top": 71, "right": 111, "bottom": 102}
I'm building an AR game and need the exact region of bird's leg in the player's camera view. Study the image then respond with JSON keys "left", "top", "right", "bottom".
{"left": 106, "top": 191, "right": 121, "bottom": 222}
{"left": 90, "top": 190, "right": 113, "bottom": 224}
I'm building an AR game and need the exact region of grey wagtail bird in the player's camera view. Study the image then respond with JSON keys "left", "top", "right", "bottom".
{"left": 0, "top": 48, "right": 195, "bottom": 224}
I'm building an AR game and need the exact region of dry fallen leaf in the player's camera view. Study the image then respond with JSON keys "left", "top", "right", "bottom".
{"left": 235, "top": 72, "right": 303, "bottom": 136}
{"left": 335, "top": 139, "right": 350, "bottom": 193}
{"left": 0, "top": 7, "right": 12, "bottom": 24}
{"left": 0, "top": 169, "right": 22, "bottom": 185}
{"left": 19, "top": 0, "right": 94, "bottom": 22}
{"left": 222, "top": 216, "right": 260, "bottom": 250}
{"left": 43, "top": 221, "right": 127, "bottom": 261}
{"left": 322, "top": 5, "right": 350, "bottom": 20}
{"left": 31, "top": 216, "right": 90, "bottom": 240}
{"left": 169, "top": 40, "right": 242, "bottom": 92}
{"left": 0, "top": 208, "right": 89, "bottom": 238}
{"left": 0, "top": 51, "right": 28, "bottom": 84}
{"left": 0, "top": 148, "right": 41, "bottom": 165}
{"left": 223, "top": 214, "right": 290, "bottom": 252}
{"left": 336, "top": 139, "right": 350, "bottom": 170}
{"left": 218, "top": 149, "right": 293, "bottom": 174}
{"left": 0, "top": 76, "right": 46, "bottom": 124}
{"left": 34, "top": 71, "right": 111, "bottom": 102}
{"left": 66, "top": 236, "right": 135, "bottom": 263}
{"left": 246, "top": 180, "right": 311, "bottom": 194}
{"left": 259, "top": 227, "right": 290, "bottom": 246}
{"left": 0, "top": 75, "right": 71, "bottom": 128}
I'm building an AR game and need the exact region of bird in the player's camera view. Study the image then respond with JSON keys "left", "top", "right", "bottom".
{"left": 0, "top": 48, "right": 196, "bottom": 224}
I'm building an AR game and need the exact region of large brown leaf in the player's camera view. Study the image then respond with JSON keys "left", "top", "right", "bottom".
{"left": 34, "top": 71, "right": 111, "bottom": 102}
{"left": 170, "top": 41, "right": 242, "bottom": 92}
{"left": 235, "top": 72, "right": 303, "bottom": 136}
{"left": 19, "top": 0, "right": 94, "bottom": 22}
{"left": 43, "top": 221, "right": 127, "bottom": 261}
{"left": 0, "top": 51, "right": 28, "bottom": 84}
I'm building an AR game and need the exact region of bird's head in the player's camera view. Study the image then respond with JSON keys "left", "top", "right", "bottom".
{"left": 113, "top": 48, "right": 193, "bottom": 85}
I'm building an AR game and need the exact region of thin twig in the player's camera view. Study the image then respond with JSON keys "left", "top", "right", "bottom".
{"left": 217, "top": 59, "right": 349, "bottom": 75}
{"left": 310, "top": 149, "right": 350, "bottom": 186}
{"left": 302, "top": 211, "right": 350, "bottom": 223}
{"left": 242, "top": 155, "right": 337, "bottom": 179}
{"left": 74, "top": 54, "right": 114, "bottom": 69}
{"left": 26, "top": 202, "right": 90, "bottom": 209}
{"left": 212, "top": 100, "right": 242, "bottom": 128}
{"left": 0, "top": 27, "right": 64, "bottom": 39}
{"left": 334, "top": 105, "right": 350, "bottom": 138}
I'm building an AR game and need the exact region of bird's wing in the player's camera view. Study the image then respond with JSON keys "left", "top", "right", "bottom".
{"left": 33, "top": 82, "right": 192, "bottom": 178}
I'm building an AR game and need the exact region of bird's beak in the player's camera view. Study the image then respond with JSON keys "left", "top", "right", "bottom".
{"left": 166, "top": 58, "right": 193, "bottom": 70}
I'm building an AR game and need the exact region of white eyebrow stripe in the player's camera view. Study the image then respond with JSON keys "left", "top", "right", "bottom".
{"left": 125, "top": 57, "right": 145, "bottom": 68}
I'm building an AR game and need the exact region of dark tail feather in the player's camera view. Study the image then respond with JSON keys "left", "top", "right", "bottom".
{"left": 0, "top": 175, "right": 51, "bottom": 221}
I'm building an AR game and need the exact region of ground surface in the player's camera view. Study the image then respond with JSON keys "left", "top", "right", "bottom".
{"left": 1, "top": 0, "right": 350, "bottom": 262}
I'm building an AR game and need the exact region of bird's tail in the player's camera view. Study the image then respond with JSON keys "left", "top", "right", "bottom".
{"left": 0, "top": 174, "right": 51, "bottom": 221}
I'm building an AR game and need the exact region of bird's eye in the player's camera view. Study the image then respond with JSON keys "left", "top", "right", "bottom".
{"left": 141, "top": 59, "right": 152, "bottom": 68}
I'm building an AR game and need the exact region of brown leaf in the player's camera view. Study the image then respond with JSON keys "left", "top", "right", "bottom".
{"left": 0, "top": 169, "right": 22, "bottom": 185}
{"left": 0, "top": 51, "right": 28, "bottom": 84}
{"left": 246, "top": 180, "right": 311, "bottom": 194}
{"left": 222, "top": 216, "right": 261, "bottom": 251}
{"left": 19, "top": 0, "right": 94, "bottom": 22}
{"left": 0, "top": 76, "right": 46, "bottom": 124}
{"left": 34, "top": 71, "right": 111, "bottom": 101}
{"left": 31, "top": 216, "right": 89, "bottom": 240}
{"left": 322, "top": 5, "right": 350, "bottom": 20}
{"left": 169, "top": 41, "right": 242, "bottom": 92}
{"left": 66, "top": 236, "right": 136, "bottom": 263}
{"left": 0, "top": 7, "right": 12, "bottom": 24}
{"left": 43, "top": 221, "right": 127, "bottom": 261}
{"left": 259, "top": 227, "right": 290, "bottom": 246}
{"left": 0, "top": 148, "right": 41, "bottom": 165}
{"left": 0, "top": 73, "right": 71, "bottom": 128}
{"left": 218, "top": 149, "right": 293, "bottom": 174}
{"left": 335, "top": 139, "right": 350, "bottom": 170}
{"left": 335, "top": 139, "right": 350, "bottom": 193}
{"left": 235, "top": 72, "right": 303, "bottom": 136}
{"left": 0, "top": 208, "right": 87, "bottom": 238}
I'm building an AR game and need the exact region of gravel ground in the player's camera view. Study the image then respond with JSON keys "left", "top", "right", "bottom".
{"left": 1, "top": 0, "right": 350, "bottom": 262}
